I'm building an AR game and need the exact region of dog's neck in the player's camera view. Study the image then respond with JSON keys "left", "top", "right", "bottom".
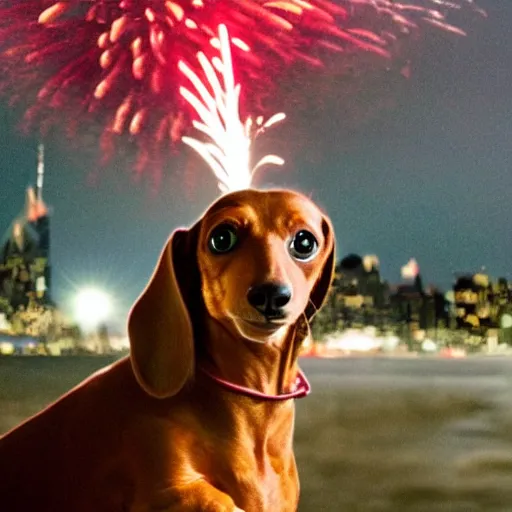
{"left": 198, "top": 317, "right": 307, "bottom": 396}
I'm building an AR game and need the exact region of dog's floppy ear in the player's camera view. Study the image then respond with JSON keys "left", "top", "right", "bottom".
{"left": 305, "top": 215, "right": 335, "bottom": 322}
{"left": 127, "top": 222, "right": 201, "bottom": 398}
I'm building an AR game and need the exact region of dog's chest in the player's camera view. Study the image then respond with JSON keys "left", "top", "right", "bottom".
{"left": 228, "top": 454, "right": 298, "bottom": 512}
{"left": 219, "top": 433, "right": 299, "bottom": 512}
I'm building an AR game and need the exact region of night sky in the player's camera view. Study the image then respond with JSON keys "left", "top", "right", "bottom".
{"left": 0, "top": 0, "right": 510, "bottom": 330}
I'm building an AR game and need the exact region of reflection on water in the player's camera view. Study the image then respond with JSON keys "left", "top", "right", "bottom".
{"left": 2, "top": 356, "right": 512, "bottom": 511}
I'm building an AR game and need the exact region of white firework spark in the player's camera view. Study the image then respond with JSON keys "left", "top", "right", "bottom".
{"left": 178, "top": 24, "right": 285, "bottom": 194}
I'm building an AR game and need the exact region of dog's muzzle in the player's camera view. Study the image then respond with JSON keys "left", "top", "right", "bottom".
{"left": 247, "top": 282, "right": 292, "bottom": 320}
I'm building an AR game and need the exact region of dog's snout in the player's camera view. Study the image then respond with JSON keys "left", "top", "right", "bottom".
{"left": 247, "top": 283, "right": 292, "bottom": 317}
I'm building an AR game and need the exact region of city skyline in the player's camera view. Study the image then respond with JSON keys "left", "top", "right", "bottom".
{"left": 0, "top": 0, "right": 509, "bottom": 325}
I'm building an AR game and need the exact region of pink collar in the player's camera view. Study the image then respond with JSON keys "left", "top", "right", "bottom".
{"left": 200, "top": 367, "right": 311, "bottom": 401}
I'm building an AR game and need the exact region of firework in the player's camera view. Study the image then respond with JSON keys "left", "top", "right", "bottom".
{"left": 0, "top": 0, "right": 485, "bottom": 175}
{"left": 180, "top": 24, "right": 285, "bottom": 193}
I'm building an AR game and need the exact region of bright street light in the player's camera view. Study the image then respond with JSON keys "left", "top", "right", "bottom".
{"left": 74, "top": 287, "right": 112, "bottom": 331}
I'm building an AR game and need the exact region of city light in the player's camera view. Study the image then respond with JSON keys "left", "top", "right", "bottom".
{"left": 325, "top": 329, "right": 383, "bottom": 353}
{"left": 73, "top": 287, "right": 112, "bottom": 331}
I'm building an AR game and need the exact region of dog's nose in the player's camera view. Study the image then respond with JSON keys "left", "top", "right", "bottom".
{"left": 247, "top": 283, "right": 292, "bottom": 317}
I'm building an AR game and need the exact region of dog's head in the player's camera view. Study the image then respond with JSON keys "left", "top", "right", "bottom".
{"left": 128, "top": 189, "right": 335, "bottom": 398}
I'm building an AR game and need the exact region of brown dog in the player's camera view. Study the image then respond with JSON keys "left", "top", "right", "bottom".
{"left": 0, "top": 188, "right": 335, "bottom": 512}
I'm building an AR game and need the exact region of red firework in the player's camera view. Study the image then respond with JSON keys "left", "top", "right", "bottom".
{"left": 0, "top": 0, "right": 485, "bottom": 175}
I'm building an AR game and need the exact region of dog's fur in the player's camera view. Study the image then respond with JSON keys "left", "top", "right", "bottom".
{"left": 0, "top": 188, "right": 335, "bottom": 512}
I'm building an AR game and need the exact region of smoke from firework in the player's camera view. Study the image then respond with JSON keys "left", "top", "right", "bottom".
{"left": 0, "top": 0, "right": 485, "bottom": 177}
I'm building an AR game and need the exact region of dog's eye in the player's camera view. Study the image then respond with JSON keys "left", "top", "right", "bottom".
{"left": 289, "top": 230, "right": 318, "bottom": 261}
{"left": 208, "top": 224, "right": 238, "bottom": 254}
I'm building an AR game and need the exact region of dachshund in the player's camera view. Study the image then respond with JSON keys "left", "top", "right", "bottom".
{"left": 0, "top": 188, "right": 335, "bottom": 512}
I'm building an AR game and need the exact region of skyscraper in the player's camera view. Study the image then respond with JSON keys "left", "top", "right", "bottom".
{"left": 0, "top": 144, "right": 52, "bottom": 313}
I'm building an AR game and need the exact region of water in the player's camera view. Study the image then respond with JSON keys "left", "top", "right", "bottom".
{"left": 2, "top": 356, "right": 512, "bottom": 511}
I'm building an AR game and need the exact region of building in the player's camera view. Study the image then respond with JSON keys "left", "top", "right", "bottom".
{"left": 0, "top": 144, "right": 52, "bottom": 316}
{"left": 310, "top": 252, "right": 512, "bottom": 348}
{"left": 453, "top": 272, "right": 506, "bottom": 333}
{"left": 388, "top": 259, "right": 449, "bottom": 341}
{"left": 329, "top": 253, "right": 390, "bottom": 329}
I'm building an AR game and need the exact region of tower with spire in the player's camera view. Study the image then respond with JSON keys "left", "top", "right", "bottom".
{"left": 0, "top": 144, "right": 52, "bottom": 314}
